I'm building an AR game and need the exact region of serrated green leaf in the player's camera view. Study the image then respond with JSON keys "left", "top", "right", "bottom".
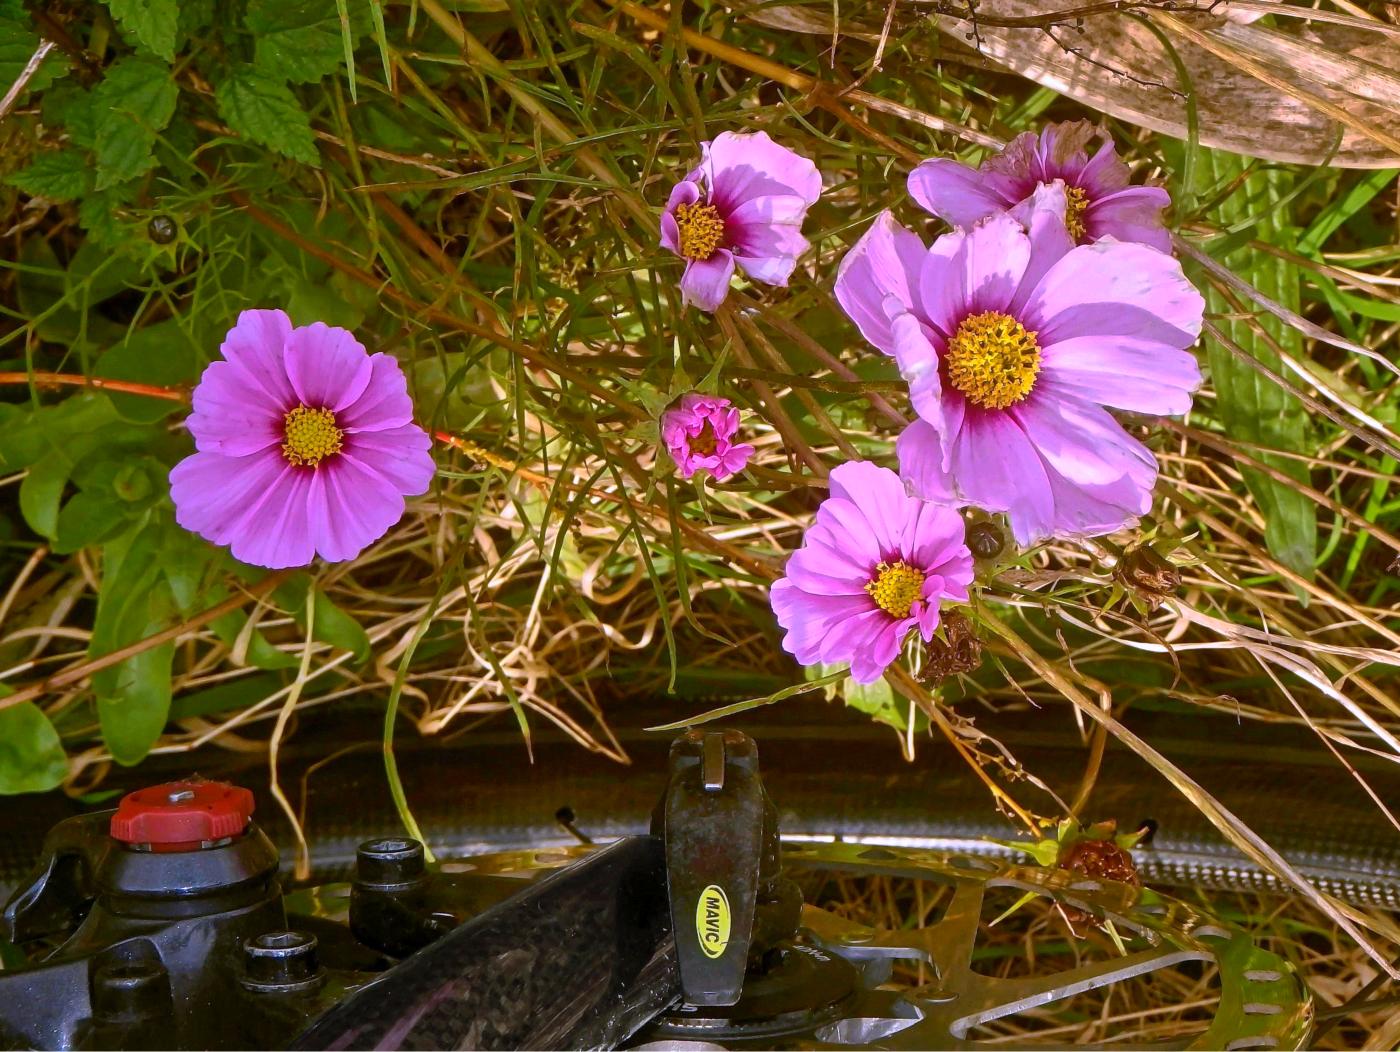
{"left": 5, "top": 149, "right": 94, "bottom": 202}
{"left": 104, "top": 0, "right": 179, "bottom": 61}
{"left": 0, "top": 11, "right": 67, "bottom": 102}
{"left": 42, "top": 84, "right": 100, "bottom": 148}
{"left": 215, "top": 67, "right": 319, "bottom": 166}
{"left": 77, "top": 187, "right": 129, "bottom": 247}
{"left": 1197, "top": 150, "right": 1315, "bottom": 588}
{"left": 246, "top": 0, "right": 367, "bottom": 83}
{"left": 0, "top": 690, "right": 68, "bottom": 795}
{"left": 92, "top": 56, "right": 178, "bottom": 189}
{"left": 92, "top": 523, "right": 176, "bottom": 765}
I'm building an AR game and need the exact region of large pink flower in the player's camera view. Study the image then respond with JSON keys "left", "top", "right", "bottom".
{"left": 661, "top": 393, "right": 755, "bottom": 482}
{"left": 770, "top": 461, "right": 974, "bottom": 684}
{"left": 170, "top": 309, "right": 435, "bottom": 569}
{"left": 834, "top": 184, "right": 1203, "bottom": 545}
{"left": 660, "top": 130, "right": 822, "bottom": 312}
{"left": 909, "top": 121, "right": 1172, "bottom": 252}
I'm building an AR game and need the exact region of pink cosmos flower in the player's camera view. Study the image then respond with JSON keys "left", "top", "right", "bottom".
{"left": 660, "top": 130, "right": 822, "bottom": 312}
{"left": 770, "top": 461, "right": 974, "bottom": 684}
{"left": 170, "top": 309, "right": 435, "bottom": 569}
{"left": 661, "top": 392, "right": 755, "bottom": 482}
{"left": 908, "top": 121, "right": 1172, "bottom": 252}
{"left": 834, "top": 184, "right": 1203, "bottom": 545}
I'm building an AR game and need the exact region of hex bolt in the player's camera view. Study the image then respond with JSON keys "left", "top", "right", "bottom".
{"left": 91, "top": 959, "right": 172, "bottom": 1021}
{"left": 166, "top": 788, "right": 195, "bottom": 804}
{"left": 242, "top": 931, "right": 321, "bottom": 991}
{"left": 356, "top": 836, "right": 426, "bottom": 889}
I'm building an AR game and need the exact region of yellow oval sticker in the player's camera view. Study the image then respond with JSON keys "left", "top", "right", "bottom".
{"left": 695, "top": 884, "right": 731, "bottom": 959}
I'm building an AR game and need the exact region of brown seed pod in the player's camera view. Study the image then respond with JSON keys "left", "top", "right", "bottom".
{"left": 147, "top": 215, "right": 178, "bottom": 244}
{"left": 966, "top": 520, "right": 1005, "bottom": 560}
{"left": 1116, "top": 545, "right": 1181, "bottom": 598}
{"left": 922, "top": 610, "right": 982, "bottom": 683}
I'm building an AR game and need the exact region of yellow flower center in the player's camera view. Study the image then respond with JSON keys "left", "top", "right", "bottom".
{"left": 690, "top": 423, "right": 718, "bottom": 456}
{"left": 1065, "top": 184, "right": 1090, "bottom": 242}
{"left": 945, "top": 311, "right": 1042, "bottom": 410}
{"left": 282, "top": 405, "right": 343, "bottom": 467}
{"left": 865, "top": 560, "right": 926, "bottom": 619}
{"left": 674, "top": 202, "right": 725, "bottom": 261}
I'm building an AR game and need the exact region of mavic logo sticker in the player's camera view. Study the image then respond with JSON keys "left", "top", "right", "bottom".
{"left": 695, "top": 884, "right": 731, "bottom": 959}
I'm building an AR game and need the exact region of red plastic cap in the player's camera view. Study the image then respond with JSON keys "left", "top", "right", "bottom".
{"left": 110, "top": 779, "right": 255, "bottom": 850}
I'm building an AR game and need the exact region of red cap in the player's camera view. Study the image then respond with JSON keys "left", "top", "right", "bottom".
{"left": 110, "top": 779, "right": 255, "bottom": 851}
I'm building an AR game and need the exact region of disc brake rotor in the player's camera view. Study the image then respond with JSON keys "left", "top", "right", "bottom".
{"left": 427, "top": 839, "right": 1311, "bottom": 1051}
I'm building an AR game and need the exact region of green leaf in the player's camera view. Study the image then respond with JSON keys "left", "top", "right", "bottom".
{"left": 245, "top": 0, "right": 367, "bottom": 83}
{"left": 43, "top": 84, "right": 100, "bottom": 148}
{"left": 5, "top": 149, "right": 94, "bottom": 202}
{"left": 0, "top": 691, "right": 68, "bottom": 795}
{"left": 19, "top": 451, "right": 71, "bottom": 540}
{"left": 169, "top": 673, "right": 284, "bottom": 721}
{"left": 1196, "top": 150, "right": 1315, "bottom": 587}
{"left": 91, "top": 523, "right": 177, "bottom": 765}
{"left": 92, "top": 56, "right": 178, "bottom": 189}
{"left": 277, "top": 577, "right": 370, "bottom": 662}
{"left": 215, "top": 67, "right": 319, "bottom": 166}
{"left": 0, "top": 9, "right": 67, "bottom": 102}
{"left": 94, "top": 319, "right": 199, "bottom": 422}
{"left": 104, "top": 0, "right": 179, "bottom": 61}
{"left": 0, "top": 395, "right": 119, "bottom": 472}
{"left": 55, "top": 490, "right": 133, "bottom": 554}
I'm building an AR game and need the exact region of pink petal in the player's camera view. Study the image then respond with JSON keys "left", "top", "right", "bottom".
{"left": 1085, "top": 186, "right": 1172, "bottom": 252}
{"left": 186, "top": 361, "right": 284, "bottom": 456}
{"left": 312, "top": 455, "right": 412, "bottom": 562}
{"left": 907, "top": 157, "right": 1011, "bottom": 226}
{"left": 342, "top": 425, "right": 436, "bottom": 495}
{"left": 834, "top": 212, "right": 928, "bottom": 356}
{"left": 1007, "top": 182, "right": 1075, "bottom": 316}
{"left": 284, "top": 323, "right": 374, "bottom": 411}
{"left": 339, "top": 354, "right": 416, "bottom": 433}
{"left": 890, "top": 313, "right": 947, "bottom": 432}
{"left": 959, "top": 213, "right": 1033, "bottom": 315}
{"left": 679, "top": 250, "right": 736, "bottom": 312}
{"left": 703, "top": 131, "right": 822, "bottom": 211}
{"left": 228, "top": 467, "right": 317, "bottom": 570}
{"left": 895, "top": 421, "right": 961, "bottom": 507}
{"left": 1041, "top": 335, "right": 1200, "bottom": 415}
{"left": 1010, "top": 391, "right": 1158, "bottom": 487}
{"left": 217, "top": 309, "right": 296, "bottom": 407}
{"left": 827, "top": 461, "right": 911, "bottom": 558}
{"left": 1023, "top": 239, "right": 1204, "bottom": 345}
{"left": 170, "top": 449, "right": 290, "bottom": 549}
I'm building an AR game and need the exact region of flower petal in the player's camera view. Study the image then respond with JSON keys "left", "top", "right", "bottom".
{"left": 907, "top": 157, "right": 1011, "bottom": 226}
{"left": 186, "top": 361, "right": 285, "bottom": 456}
{"left": 284, "top": 323, "right": 374, "bottom": 411}
{"left": 1041, "top": 335, "right": 1200, "bottom": 415}
{"left": 703, "top": 130, "right": 822, "bottom": 211}
{"left": 834, "top": 212, "right": 928, "bottom": 356}
{"left": 342, "top": 424, "right": 436, "bottom": 496}
{"left": 1010, "top": 389, "right": 1158, "bottom": 487}
{"left": 228, "top": 467, "right": 318, "bottom": 570}
{"left": 960, "top": 212, "right": 1033, "bottom": 315}
{"left": 311, "top": 454, "right": 412, "bottom": 562}
{"left": 1008, "top": 181, "right": 1075, "bottom": 316}
{"left": 339, "top": 353, "right": 416, "bottom": 433}
{"left": 679, "top": 250, "right": 736, "bottom": 312}
{"left": 217, "top": 309, "right": 297, "bottom": 407}
{"left": 1085, "top": 186, "right": 1172, "bottom": 252}
{"left": 170, "top": 449, "right": 291, "bottom": 551}
{"left": 891, "top": 312, "right": 947, "bottom": 431}
{"left": 1023, "top": 238, "right": 1204, "bottom": 346}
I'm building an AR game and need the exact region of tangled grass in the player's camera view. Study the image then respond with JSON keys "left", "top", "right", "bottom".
{"left": 2, "top": 0, "right": 1399, "bottom": 1020}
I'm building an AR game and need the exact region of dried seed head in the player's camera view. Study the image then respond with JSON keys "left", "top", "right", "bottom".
{"left": 922, "top": 610, "right": 982, "bottom": 682}
{"left": 1117, "top": 545, "right": 1181, "bottom": 598}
